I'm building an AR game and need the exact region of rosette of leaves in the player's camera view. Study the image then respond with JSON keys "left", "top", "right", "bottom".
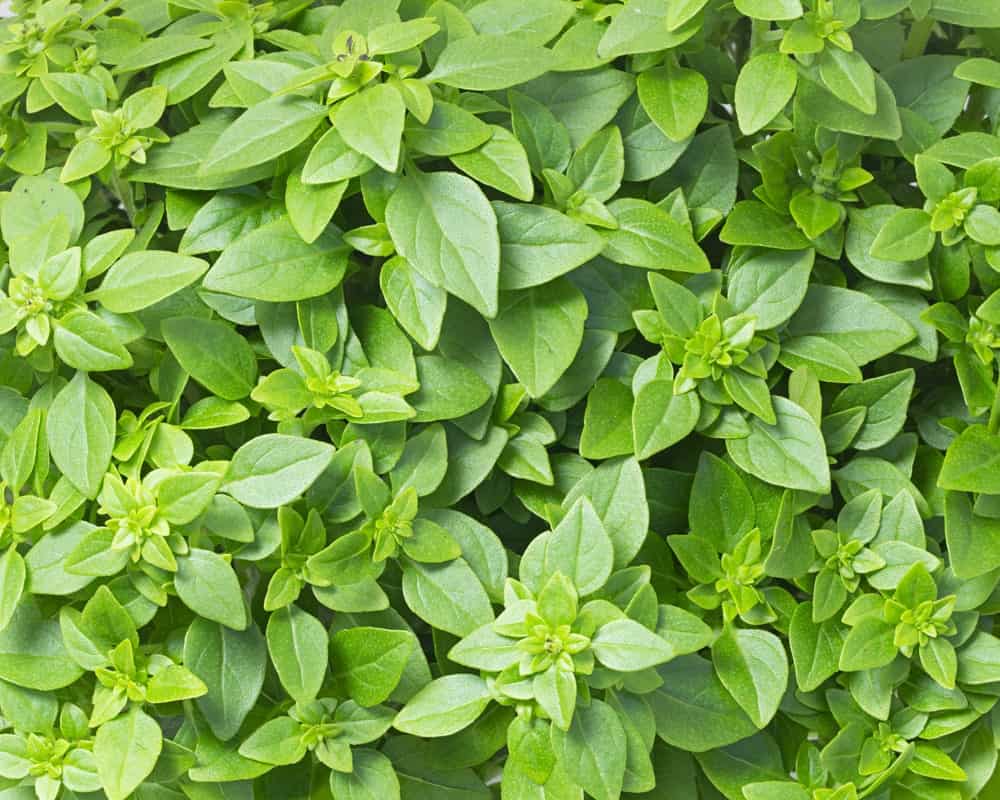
{"left": 737, "top": 130, "right": 875, "bottom": 249}
{"left": 872, "top": 154, "right": 1000, "bottom": 266}
{"left": 394, "top": 496, "right": 711, "bottom": 798}
{"left": 251, "top": 344, "right": 417, "bottom": 433}
{"left": 0, "top": 701, "right": 101, "bottom": 800}
{"left": 633, "top": 272, "right": 778, "bottom": 426}
{"left": 0, "top": 176, "right": 208, "bottom": 373}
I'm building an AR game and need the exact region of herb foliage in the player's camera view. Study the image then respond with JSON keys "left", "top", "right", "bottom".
{"left": 1, "top": 0, "right": 1000, "bottom": 798}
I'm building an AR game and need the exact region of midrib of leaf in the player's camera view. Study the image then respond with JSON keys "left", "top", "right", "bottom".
{"left": 288, "top": 617, "right": 308, "bottom": 694}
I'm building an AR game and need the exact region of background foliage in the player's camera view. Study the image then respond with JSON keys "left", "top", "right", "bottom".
{"left": 2, "top": 0, "right": 1000, "bottom": 798}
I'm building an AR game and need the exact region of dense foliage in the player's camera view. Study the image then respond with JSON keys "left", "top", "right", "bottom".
{"left": 3, "top": 0, "right": 1000, "bottom": 798}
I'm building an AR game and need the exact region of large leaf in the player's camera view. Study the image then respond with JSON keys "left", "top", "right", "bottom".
{"left": 488, "top": 278, "right": 588, "bottom": 397}
{"left": 711, "top": 627, "right": 789, "bottom": 728}
{"left": 726, "top": 397, "right": 831, "bottom": 494}
{"left": 203, "top": 216, "right": 349, "bottom": 301}
{"left": 386, "top": 171, "right": 501, "bottom": 317}
{"left": 46, "top": 372, "right": 115, "bottom": 499}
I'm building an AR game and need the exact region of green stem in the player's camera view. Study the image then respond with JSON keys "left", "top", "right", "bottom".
{"left": 903, "top": 16, "right": 934, "bottom": 60}
{"left": 749, "top": 19, "right": 768, "bottom": 55}
{"left": 989, "top": 373, "right": 1000, "bottom": 435}
{"left": 110, "top": 167, "right": 137, "bottom": 224}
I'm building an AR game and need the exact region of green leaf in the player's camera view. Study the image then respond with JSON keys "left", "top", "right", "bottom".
{"left": 330, "top": 626, "right": 414, "bottom": 707}
{"left": 222, "top": 434, "right": 335, "bottom": 508}
{"left": 408, "top": 355, "right": 491, "bottom": 422}
{"left": 726, "top": 397, "right": 830, "bottom": 494}
{"left": 957, "top": 631, "right": 1000, "bottom": 684}
{"left": 735, "top": 53, "right": 797, "bottom": 135}
{"left": 175, "top": 549, "right": 248, "bottom": 630}
{"left": 467, "top": 0, "right": 574, "bottom": 43}
{"left": 401, "top": 559, "right": 493, "bottom": 637}
{"left": 592, "top": 619, "right": 674, "bottom": 671}
{"left": 557, "top": 699, "right": 627, "bottom": 800}
{"left": 728, "top": 248, "right": 814, "bottom": 330}
{"left": 796, "top": 72, "right": 902, "bottom": 141}
{"left": 720, "top": 201, "right": 811, "bottom": 250}
{"left": 24, "top": 522, "right": 96, "bottom": 596}
{"left": 602, "top": 198, "right": 710, "bottom": 272}
{"left": 266, "top": 605, "right": 328, "bottom": 702}
{"left": 426, "top": 35, "right": 556, "bottom": 90}
{"left": 390, "top": 424, "right": 448, "bottom": 497}
{"left": 845, "top": 206, "right": 933, "bottom": 290}
{"left": 830, "top": 369, "right": 915, "bottom": 450}
{"left": 509, "top": 89, "right": 572, "bottom": 176}
{"left": 94, "top": 707, "right": 162, "bottom": 800}
{"left": 839, "top": 617, "right": 897, "bottom": 672}
{"left": 488, "top": 278, "right": 587, "bottom": 397}
{"left": 543, "top": 497, "right": 614, "bottom": 595}
{"left": 939, "top": 426, "right": 1000, "bottom": 493}
{"left": 303, "top": 128, "right": 375, "bottom": 185}
{"left": 944, "top": 491, "right": 1000, "bottom": 579}
{"left": 425, "top": 425, "right": 509, "bottom": 507}
{"left": 184, "top": 618, "right": 266, "bottom": 740}
{"left": 285, "top": 170, "right": 347, "bottom": 244}
{"left": 930, "top": 0, "right": 1000, "bottom": 26}
{"left": 380, "top": 256, "right": 447, "bottom": 350}
{"left": 735, "top": 0, "right": 802, "bottom": 18}
{"left": 786, "top": 285, "right": 915, "bottom": 366}
{"left": 405, "top": 100, "right": 492, "bottom": 158}
{"left": 53, "top": 311, "right": 133, "bottom": 372}
{"left": 819, "top": 47, "right": 877, "bottom": 115}
{"left": 637, "top": 63, "right": 708, "bottom": 142}
{"left": 178, "top": 192, "right": 282, "bottom": 255}
{"left": 494, "top": 202, "right": 604, "bottom": 290}
{"left": 94, "top": 251, "right": 208, "bottom": 313}
{"left": 44, "top": 76, "right": 108, "bottom": 129}
{"left": 598, "top": 0, "right": 685, "bottom": 58}
{"left": 163, "top": 316, "right": 257, "bottom": 400}
{"left": 334, "top": 84, "right": 406, "bottom": 172}
{"left": 789, "top": 602, "right": 846, "bottom": 691}
{"left": 386, "top": 171, "right": 501, "bottom": 318}
{"left": 632, "top": 377, "right": 700, "bottom": 460}
{"left": 563, "top": 456, "right": 649, "bottom": 568}
{"left": 871, "top": 208, "right": 936, "bottom": 261}
{"left": 649, "top": 655, "right": 758, "bottom": 752}
{"left": 393, "top": 674, "right": 492, "bottom": 737}
{"left": 711, "top": 627, "right": 788, "bottom": 728}
{"left": 329, "top": 748, "right": 401, "bottom": 800}
{"left": 0, "top": 602, "right": 82, "bottom": 691}
{"left": 0, "top": 549, "right": 25, "bottom": 634}
{"left": 452, "top": 127, "right": 535, "bottom": 202}
{"left": 203, "top": 216, "right": 349, "bottom": 302}
{"left": 568, "top": 125, "right": 625, "bottom": 202}
{"left": 202, "top": 97, "right": 326, "bottom": 173}
{"left": 47, "top": 372, "right": 115, "bottom": 499}
{"left": 954, "top": 57, "right": 1000, "bottom": 88}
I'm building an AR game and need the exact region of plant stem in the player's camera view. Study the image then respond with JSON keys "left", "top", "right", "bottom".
{"left": 749, "top": 19, "right": 768, "bottom": 55}
{"left": 903, "top": 17, "right": 934, "bottom": 60}
{"left": 989, "top": 373, "right": 1000, "bottom": 435}
{"left": 110, "top": 167, "right": 137, "bottom": 224}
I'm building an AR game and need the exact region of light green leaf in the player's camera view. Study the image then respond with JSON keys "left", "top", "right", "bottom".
{"left": 488, "top": 278, "right": 587, "bottom": 397}
{"left": 94, "top": 707, "right": 162, "bottom": 800}
{"left": 726, "top": 397, "right": 830, "bottom": 494}
{"left": 711, "top": 627, "right": 788, "bottom": 728}
{"left": 222, "top": 434, "right": 335, "bottom": 508}
{"left": 386, "top": 171, "right": 500, "bottom": 318}
{"left": 47, "top": 372, "right": 115, "bottom": 499}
